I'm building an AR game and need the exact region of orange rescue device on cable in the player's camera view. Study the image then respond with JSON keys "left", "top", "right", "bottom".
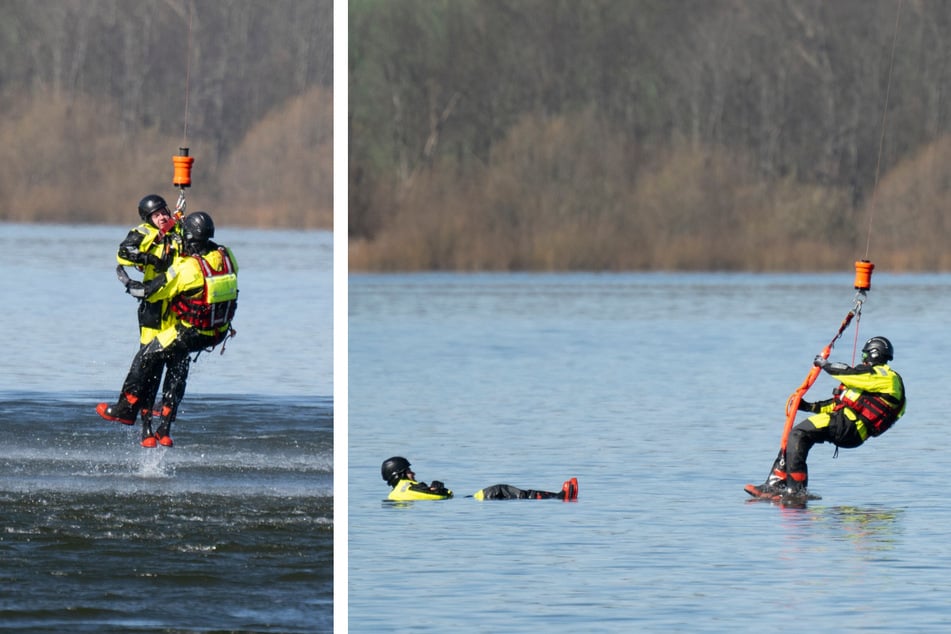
{"left": 172, "top": 147, "right": 194, "bottom": 188}
{"left": 854, "top": 260, "right": 874, "bottom": 291}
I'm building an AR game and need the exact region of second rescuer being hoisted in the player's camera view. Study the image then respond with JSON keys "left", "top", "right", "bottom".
{"left": 747, "top": 336, "right": 906, "bottom": 501}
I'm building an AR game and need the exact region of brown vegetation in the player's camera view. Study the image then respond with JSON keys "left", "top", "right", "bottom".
{"left": 350, "top": 109, "right": 868, "bottom": 272}
{"left": 0, "top": 1, "right": 331, "bottom": 229}
{"left": 0, "top": 87, "right": 332, "bottom": 229}
{"left": 0, "top": 90, "right": 184, "bottom": 224}
{"left": 218, "top": 87, "right": 333, "bottom": 230}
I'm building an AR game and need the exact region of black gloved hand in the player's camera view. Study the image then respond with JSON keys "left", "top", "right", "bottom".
{"left": 813, "top": 355, "right": 828, "bottom": 369}
{"left": 797, "top": 400, "right": 814, "bottom": 412}
{"left": 125, "top": 280, "right": 146, "bottom": 298}
{"left": 428, "top": 480, "right": 451, "bottom": 495}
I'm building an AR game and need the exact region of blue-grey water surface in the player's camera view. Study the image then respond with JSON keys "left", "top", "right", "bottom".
{"left": 349, "top": 272, "right": 951, "bottom": 632}
{"left": 0, "top": 223, "right": 333, "bottom": 633}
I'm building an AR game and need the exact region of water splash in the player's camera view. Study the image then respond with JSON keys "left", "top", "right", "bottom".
{"left": 133, "top": 448, "right": 174, "bottom": 479}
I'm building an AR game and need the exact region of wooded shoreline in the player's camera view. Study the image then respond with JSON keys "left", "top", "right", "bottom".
{"left": 349, "top": 1, "right": 951, "bottom": 272}
{"left": 1, "top": 1, "right": 332, "bottom": 230}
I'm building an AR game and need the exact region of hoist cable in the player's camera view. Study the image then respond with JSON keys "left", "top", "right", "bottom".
{"left": 173, "top": 1, "right": 195, "bottom": 219}
{"left": 864, "top": 0, "right": 904, "bottom": 261}
{"left": 181, "top": 1, "right": 193, "bottom": 147}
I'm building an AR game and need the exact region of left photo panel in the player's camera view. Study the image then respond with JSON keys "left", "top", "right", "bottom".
{"left": 0, "top": 1, "right": 334, "bottom": 631}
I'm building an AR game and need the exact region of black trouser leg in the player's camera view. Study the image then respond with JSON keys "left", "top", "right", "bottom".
{"left": 479, "top": 484, "right": 561, "bottom": 500}
{"left": 153, "top": 328, "right": 221, "bottom": 438}
{"left": 155, "top": 348, "right": 190, "bottom": 437}
{"left": 114, "top": 341, "right": 164, "bottom": 418}
{"left": 786, "top": 419, "right": 827, "bottom": 490}
{"left": 140, "top": 409, "right": 154, "bottom": 439}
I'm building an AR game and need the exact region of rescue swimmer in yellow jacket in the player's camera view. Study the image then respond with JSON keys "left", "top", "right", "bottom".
{"left": 748, "top": 336, "right": 905, "bottom": 501}
{"left": 116, "top": 194, "right": 183, "bottom": 344}
{"left": 97, "top": 194, "right": 183, "bottom": 430}
{"left": 382, "top": 457, "right": 578, "bottom": 502}
{"left": 98, "top": 211, "right": 238, "bottom": 448}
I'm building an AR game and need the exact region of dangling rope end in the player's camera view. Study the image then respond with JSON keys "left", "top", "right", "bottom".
{"left": 219, "top": 327, "right": 236, "bottom": 355}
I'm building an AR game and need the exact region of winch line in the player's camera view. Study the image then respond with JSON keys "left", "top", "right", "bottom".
{"left": 172, "top": 2, "right": 196, "bottom": 219}
{"left": 181, "top": 2, "right": 194, "bottom": 148}
{"left": 852, "top": 0, "right": 902, "bottom": 361}
{"left": 864, "top": 0, "right": 904, "bottom": 262}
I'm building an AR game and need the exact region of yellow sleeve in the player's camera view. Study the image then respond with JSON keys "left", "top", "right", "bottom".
{"left": 147, "top": 256, "right": 204, "bottom": 302}
{"left": 226, "top": 246, "right": 238, "bottom": 273}
{"left": 836, "top": 366, "right": 903, "bottom": 399}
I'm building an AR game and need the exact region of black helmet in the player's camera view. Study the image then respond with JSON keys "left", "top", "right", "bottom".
{"left": 138, "top": 194, "right": 169, "bottom": 224}
{"left": 183, "top": 211, "right": 215, "bottom": 245}
{"left": 381, "top": 456, "right": 411, "bottom": 486}
{"left": 862, "top": 336, "right": 894, "bottom": 365}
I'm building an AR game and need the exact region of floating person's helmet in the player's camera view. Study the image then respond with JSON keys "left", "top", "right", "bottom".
{"left": 381, "top": 456, "right": 411, "bottom": 487}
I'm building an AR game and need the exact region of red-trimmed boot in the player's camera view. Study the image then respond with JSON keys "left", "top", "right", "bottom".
{"left": 140, "top": 410, "right": 157, "bottom": 448}
{"left": 562, "top": 477, "right": 579, "bottom": 501}
{"left": 95, "top": 393, "right": 138, "bottom": 426}
{"left": 153, "top": 406, "right": 174, "bottom": 447}
{"left": 744, "top": 468, "right": 787, "bottom": 499}
{"left": 782, "top": 471, "right": 820, "bottom": 501}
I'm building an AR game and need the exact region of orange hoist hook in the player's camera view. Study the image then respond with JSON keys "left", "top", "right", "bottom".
{"left": 172, "top": 147, "right": 195, "bottom": 220}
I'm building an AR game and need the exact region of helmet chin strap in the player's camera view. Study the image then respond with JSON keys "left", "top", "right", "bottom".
{"left": 184, "top": 240, "right": 204, "bottom": 256}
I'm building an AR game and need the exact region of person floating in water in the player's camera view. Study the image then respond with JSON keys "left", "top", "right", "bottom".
{"left": 381, "top": 457, "right": 579, "bottom": 502}
{"left": 746, "top": 336, "right": 906, "bottom": 502}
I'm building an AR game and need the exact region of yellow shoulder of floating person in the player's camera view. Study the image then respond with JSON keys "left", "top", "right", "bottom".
{"left": 387, "top": 479, "right": 453, "bottom": 501}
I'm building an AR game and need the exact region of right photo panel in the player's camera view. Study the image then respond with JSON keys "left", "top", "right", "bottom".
{"left": 348, "top": 1, "right": 947, "bottom": 632}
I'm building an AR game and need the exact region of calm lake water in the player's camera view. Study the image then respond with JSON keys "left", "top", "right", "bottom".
{"left": 349, "top": 272, "right": 951, "bottom": 632}
{"left": 0, "top": 223, "right": 333, "bottom": 633}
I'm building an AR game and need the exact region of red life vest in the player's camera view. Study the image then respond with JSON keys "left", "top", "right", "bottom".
{"left": 837, "top": 388, "right": 905, "bottom": 437}
{"left": 171, "top": 248, "right": 238, "bottom": 330}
